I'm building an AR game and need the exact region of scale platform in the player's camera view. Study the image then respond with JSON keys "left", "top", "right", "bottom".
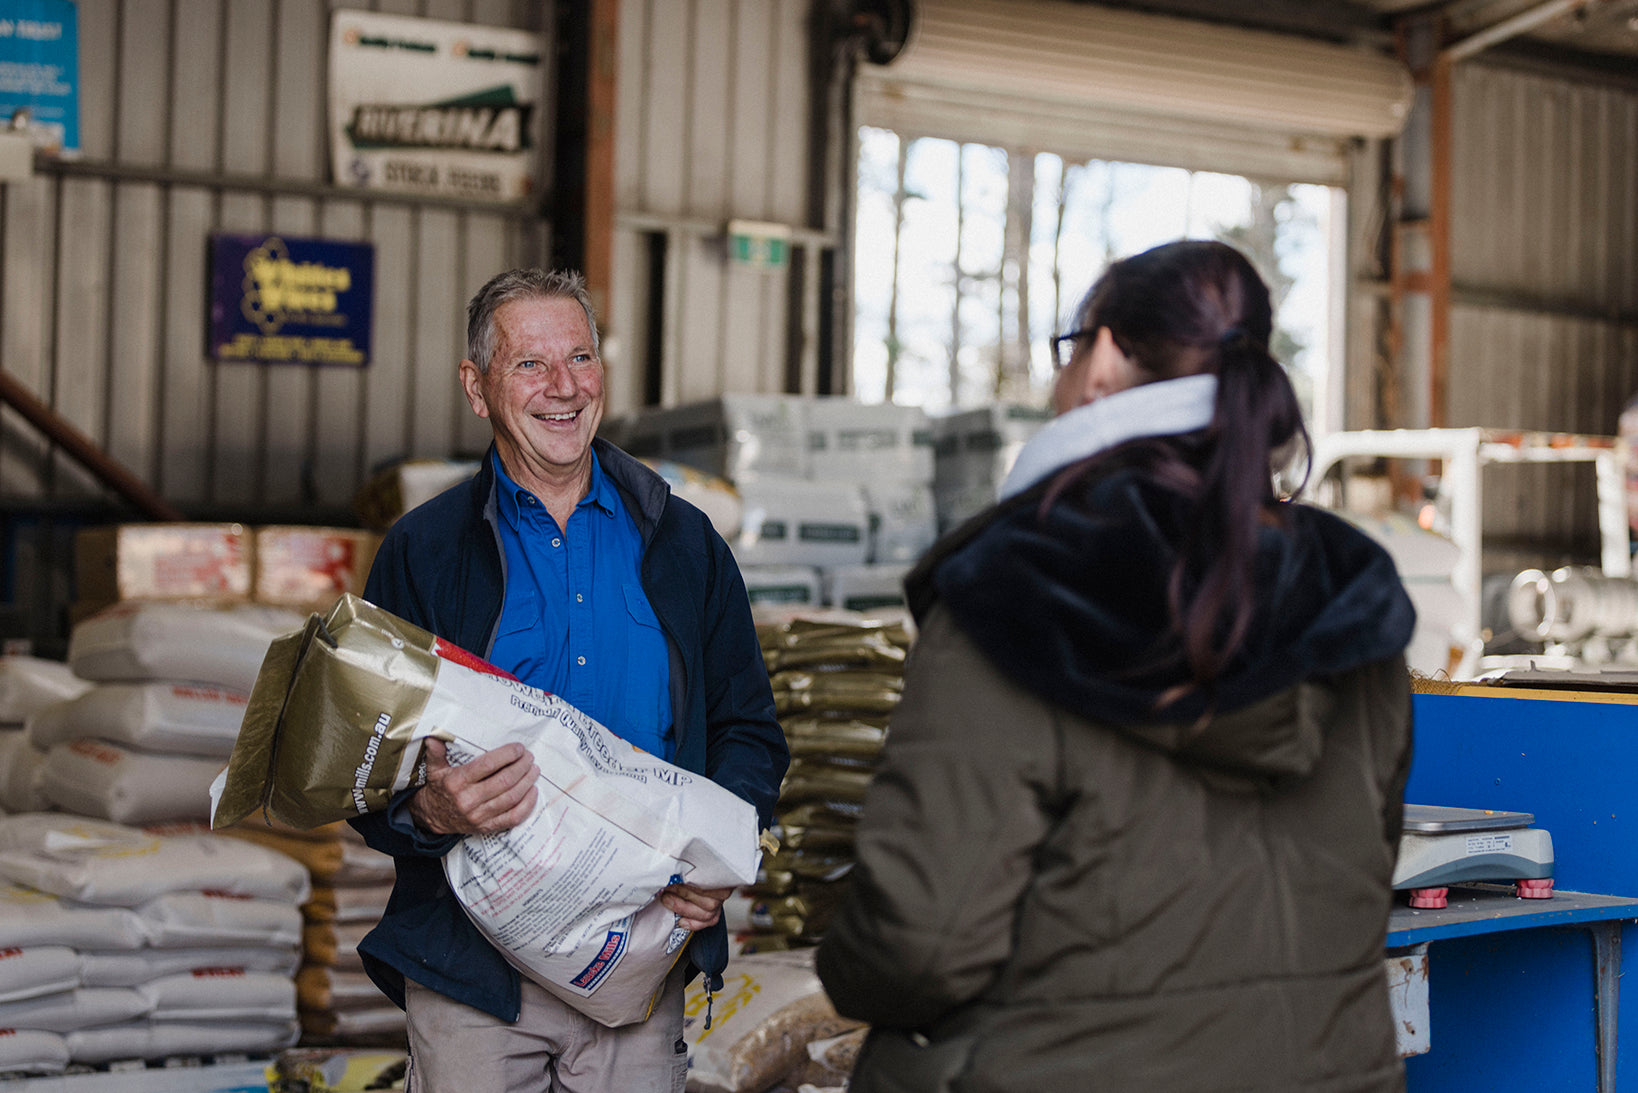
{"left": 1393, "top": 804, "right": 1554, "bottom": 908}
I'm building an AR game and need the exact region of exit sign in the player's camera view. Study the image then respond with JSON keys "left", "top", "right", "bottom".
{"left": 726, "top": 219, "right": 792, "bottom": 269}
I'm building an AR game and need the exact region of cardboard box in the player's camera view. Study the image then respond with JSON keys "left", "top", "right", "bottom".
{"left": 253, "top": 527, "right": 381, "bottom": 609}
{"left": 75, "top": 523, "right": 253, "bottom": 609}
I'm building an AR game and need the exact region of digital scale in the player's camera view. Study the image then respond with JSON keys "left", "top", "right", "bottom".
{"left": 1393, "top": 804, "right": 1555, "bottom": 908}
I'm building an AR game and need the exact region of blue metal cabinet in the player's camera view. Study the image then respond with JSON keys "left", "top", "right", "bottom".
{"left": 1401, "top": 691, "right": 1638, "bottom": 1092}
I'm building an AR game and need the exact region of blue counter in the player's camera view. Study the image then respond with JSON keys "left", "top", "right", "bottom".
{"left": 1402, "top": 690, "right": 1638, "bottom": 1092}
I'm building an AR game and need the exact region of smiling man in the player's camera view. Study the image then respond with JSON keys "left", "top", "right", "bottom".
{"left": 349, "top": 268, "right": 789, "bottom": 1093}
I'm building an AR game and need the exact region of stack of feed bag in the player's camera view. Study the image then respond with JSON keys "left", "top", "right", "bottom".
{"left": 730, "top": 613, "right": 910, "bottom": 955}
{"left": 621, "top": 396, "right": 936, "bottom": 614}
{"left": 0, "top": 656, "right": 92, "bottom": 816}
{"left": 217, "top": 822, "right": 403, "bottom": 1047}
{"left": 0, "top": 812, "right": 309, "bottom": 1074}
{"left": 929, "top": 403, "right": 1050, "bottom": 532}
{"left": 26, "top": 601, "right": 306, "bottom": 826}
{"left": 27, "top": 521, "right": 378, "bottom": 827}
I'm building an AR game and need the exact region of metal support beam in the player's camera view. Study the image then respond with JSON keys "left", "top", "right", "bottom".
{"left": 1442, "top": 0, "right": 1597, "bottom": 63}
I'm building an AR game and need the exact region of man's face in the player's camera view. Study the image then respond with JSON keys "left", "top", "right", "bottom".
{"left": 460, "top": 296, "right": 605, "bottom": 493}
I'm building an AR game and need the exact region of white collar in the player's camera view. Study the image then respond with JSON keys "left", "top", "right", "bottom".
{"left": 998, "top": 374, "right": 1218, "bottom": 501}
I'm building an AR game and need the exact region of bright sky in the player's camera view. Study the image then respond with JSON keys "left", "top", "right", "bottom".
{"left": 853, "top": 128, "right": 1335, "bottom": 415}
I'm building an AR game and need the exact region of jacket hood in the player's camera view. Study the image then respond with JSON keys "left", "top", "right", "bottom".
{"left": 915, "top": 469, "right": 1415, "bottom": 787}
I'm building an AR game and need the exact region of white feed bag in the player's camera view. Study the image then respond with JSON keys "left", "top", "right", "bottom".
{"left": 0, "top": 947, "right": 80, "bottom": 1005}
{"left": 0, "top": 1029, "right": 69, "bottom": 1075}
{"left": 138, "top": 892, "right": 304, "bottom": 949}
{"left": 0, "top": 987, "right": 151, "bottom": 1033}
{"left": 28, "top": 682, "right": 249, "bottom": 758}
{"left": 0, "top": 731, "right": 50, "bottom": 814}
{"left": 39, "top": 740, "right": 226, "bottom": 826}
{"left": 0, "top": 814, "right": 310, "bottom": 907}
{"left": 80, "top": 945, "right": 301, "bottom": 987}
{"left": 141, "top": 969, "right": 296, "bottom": 1023}
{"left": 0, "top": 882, "right": 146, "bottom": 951}
{"left": 66, "top": 1018, "right": 300, "bottom": 1065}
{"left": 68, "top": 601, "right": 305, "bottom": 692}
{"left": 0, "top": 656, "right": 91, "bottom": 724}
{"left": 435, "top": 689, "right": 761, "bottom": 1027}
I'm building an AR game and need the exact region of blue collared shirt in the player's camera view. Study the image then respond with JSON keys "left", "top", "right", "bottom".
{"left": 488, "top": 450, "right": 673, "bottom": 760}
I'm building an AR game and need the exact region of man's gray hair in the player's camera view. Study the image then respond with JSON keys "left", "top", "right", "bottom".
{"left": 466, "top": 268, "right": 600, "bottom": 373}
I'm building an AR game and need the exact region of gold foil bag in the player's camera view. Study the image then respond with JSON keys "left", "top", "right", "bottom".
{"left": 211, "top": 594, "right": 444, "bottom": 831}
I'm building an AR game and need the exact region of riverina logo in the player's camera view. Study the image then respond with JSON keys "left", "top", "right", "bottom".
{"left": 344, "top": 88, "right": 532, "bottom": 154}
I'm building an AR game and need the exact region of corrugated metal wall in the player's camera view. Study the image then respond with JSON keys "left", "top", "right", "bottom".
{"left": 1444, "top": 60, "right": 1638, "bottom": 571}
{"left": 0, "top": 0, "right": 821, "bottom": 652}
{"left": 608, "top": 0, "right": 824, "bottom": 411}
{"left": 0, "top": 0, "right": 553, "bottom": 520}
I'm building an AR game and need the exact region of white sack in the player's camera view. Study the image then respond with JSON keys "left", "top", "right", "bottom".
{"left": 0, "top": 1029, "right": 69, "bottom": 1074}
{"left": 433, "top": 686, "right": 761, "bottom": 1028}
{"left": 142, "top": 969, "right": 296, "bottom": 1022}
{"left": 139, "top": 892, "right": 304, "bottom": 949}
{"left": 0, "top": 814, "right": 310, "bottom": 907}
{"left": 0, "top": 987, "right": 151, "bottom": 1033}
{"left": 0, "top": 881, "right": 147, "bottom": 950}
{"left": 28, "top": 682, "right": 249, "bottom": 757}
{"left": 68, "top": 601, "right": 304, "bottom": 692}
{"left": 0, "top": 947, "right": 80, "bottom": 1004}
{"left": 66, "top": 1018, "right": 299, "bottom": 1065}
{"left": 38, "top": 741, "right": 225, "bottom": 826}
{"left": 0, "top": 656, "right": 90, "bottom": 724}
{"left": 80, "top": 945, "right": 301, "bottom": 987}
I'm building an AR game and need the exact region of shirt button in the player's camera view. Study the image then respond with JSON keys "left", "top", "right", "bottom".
{"left": 576, "top": 593, "right": 584, "bottom": 603}
{"left": 552, "top": 538, "right": 562, "bottom": 548}
{"left": 577, "top": 655, "right": 586, "bottom": 666}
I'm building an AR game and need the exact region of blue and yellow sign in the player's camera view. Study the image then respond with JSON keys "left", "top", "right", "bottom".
{"left": 209, "top": 234, "right": 375, "bottom": 366}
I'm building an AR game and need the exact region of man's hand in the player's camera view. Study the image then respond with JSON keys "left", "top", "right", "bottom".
{"left": 407, "top": 738, "right": 539, "bottom": 836}
{"left": 660, "top": 883, "right": 734, "bottom": 932}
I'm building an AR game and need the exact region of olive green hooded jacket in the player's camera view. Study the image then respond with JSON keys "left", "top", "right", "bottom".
{"left": 817, "top": 469, "right": 1415, "bottom": 1092}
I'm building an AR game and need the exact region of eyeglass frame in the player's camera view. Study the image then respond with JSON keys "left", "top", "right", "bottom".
{"left": 1050, "top": 328, "right": 1092, "bottom": 371}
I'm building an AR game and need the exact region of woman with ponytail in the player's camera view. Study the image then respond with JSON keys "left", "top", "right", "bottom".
{"left": 817, "top": 240, "right": 1416, "bottom": 1092}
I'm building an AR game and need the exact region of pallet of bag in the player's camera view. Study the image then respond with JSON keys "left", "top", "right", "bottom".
{"left": 212, "top": 593, "right": 765, "bottom": 1029}
{"left": 0, "top": 813, "right": 307, "bottom": 1075}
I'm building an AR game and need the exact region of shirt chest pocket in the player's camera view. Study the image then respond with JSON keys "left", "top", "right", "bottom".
{"left": 619, "top": 583, "right": 673, "bottom": 750}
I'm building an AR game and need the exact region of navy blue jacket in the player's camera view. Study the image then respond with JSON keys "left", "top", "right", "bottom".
{"left": 350, "top": 438, "right": 788, "bottom": 1022}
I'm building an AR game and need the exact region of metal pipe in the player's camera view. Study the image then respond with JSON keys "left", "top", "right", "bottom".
{"left": 0, "top": 368, "right": 184, "bottom": 521}
{"left": 1441, "top": 0, "right": 1593, "bottom": 63}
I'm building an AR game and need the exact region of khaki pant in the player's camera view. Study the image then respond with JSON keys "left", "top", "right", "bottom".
{"left": 404, "top": 967, "right": 688, "bottom": 1093}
